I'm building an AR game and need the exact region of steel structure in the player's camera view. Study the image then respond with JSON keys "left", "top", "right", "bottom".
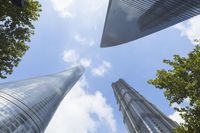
{"left": 112, "top": 79, "right": 178, "bottom": 133}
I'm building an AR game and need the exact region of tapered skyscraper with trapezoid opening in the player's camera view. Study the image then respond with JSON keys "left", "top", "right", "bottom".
{"left": 112, "top": 79, "right": 178, "bottom": 133}
{"left": 101, "top": 0, "right": 200, "bottom": 47}
{"left": 0, "top": 66, "right": 84, "bottom": 133}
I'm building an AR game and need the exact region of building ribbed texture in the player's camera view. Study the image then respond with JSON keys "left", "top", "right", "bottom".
{"left": 112, "top": 79, "right": 178, "bottom": 133}
{"left": 101, "top": 0, "right": 200, "bottom": 47}
{"left": 0, "top": 66, "right": 84, "bottom": 133}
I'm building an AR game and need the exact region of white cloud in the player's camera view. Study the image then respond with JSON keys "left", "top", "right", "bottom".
{"left": 74, "top": 34, "right": 85, "bottom": 43}
{"left": 92, "top": 61, "right": 111, "bottom": 77}
{"left": 74, "top": 34, "right": 95, "bottom": 46}
{"left": 50, "top": 0, "right": 75, "bottom": 18}
{"left": 169, "top": 111, "right": 184, "bottom": 124}
{"left": 50, "top": 0, "right": 107, "bottom": 19}
{"left": 174, "top": 15, "right": 200, "bottom": 45}
{"left": 62, "top": 50, "right": 112, "bottom": 76}
{"left": 169, "top": 98, "right": 191, "bottom": 124}
{"left": 80, "top": 58, "right": 92, "bottom": 68}
{"left": 63, "top": 50, "right": 92, "bottom": 68}
{"left": 63, "top": 49, "right": 79, "bottom": 64}
{"left": 45, "top": 77, "right": 116, "bottom": 133}
{"left": 50, "top": 0, "right": 108, "bottom": 48}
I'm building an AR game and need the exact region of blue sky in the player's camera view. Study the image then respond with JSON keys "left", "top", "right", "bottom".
{"left": 1, "top": 0, "right": 200, "bottom": 133}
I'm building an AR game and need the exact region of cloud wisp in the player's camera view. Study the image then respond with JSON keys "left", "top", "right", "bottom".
{"left": 50, "top": 0, "right": 75, "bottom": 18}
{"left": 63, "top": 49, "right": 112, "bottom": 77}
{"left": 169, "top": 111, "right": 184, "bottom": 124}
{"left": 74, "top": 33, "right": 95, "bottom": 47}
{"left": 173, "top": 15, "right": 200, "bottom": 45}
{"left": 92, "top": 61, "right": 111, "bottom": 77}
{"left": 80, "top": 58, "right": 92, "bottom": 68}
{"left": 50, "top": 0, "right": 108, "bottom": 19}
{"left": 63, "top": 49, "right": 79, "bottom": 64}
{"left": 168, "top": 99, "right": 191, "bottom": 124}
{"left": 62, "top": 49, "right": 91, "bottom": 67}
{"left": 45, "top": 77, "right": 116, "bottom": 133}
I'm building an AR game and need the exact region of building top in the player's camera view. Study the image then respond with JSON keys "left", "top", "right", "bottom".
{"left": 101, "top": 0, "right": 200, "bottom": 47}
{"left": 112, "top": 79, "right": 178, "bottom": 133}
{"left": 0, "top": 65, "right": 84, "bottom": 133}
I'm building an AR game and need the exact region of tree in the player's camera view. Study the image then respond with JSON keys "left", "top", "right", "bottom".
{"left": 11, "top": 0, "right": 25, "bottom": 8}
{"left": 0, "top": 0, "right": 41, "bottom": 78}
{"left": 148, "top": 43, "right": 200, "bottom": 132}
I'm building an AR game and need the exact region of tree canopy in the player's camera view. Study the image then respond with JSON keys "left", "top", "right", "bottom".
{"left": 0, "top": 0, "right": 41, "bottom": 78}
{"left": 148, "top": 44, "right": 200, "bottom": 132}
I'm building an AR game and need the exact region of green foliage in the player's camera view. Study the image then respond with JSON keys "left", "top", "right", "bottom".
{"left": 0, "top": 0, "right": 41, "bottom": 78}
{"left": 148, "top": 44, "right": 200, "bottom": 132}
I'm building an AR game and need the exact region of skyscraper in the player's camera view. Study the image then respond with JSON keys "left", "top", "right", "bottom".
{"left": 112, "top": 79, "right": 178, "bottom": 133}
{"left": 0, "top": 66, "right": 84, "bottom": 133}
{"left": 101, "top": 0, "right": 200, "bottom": 47}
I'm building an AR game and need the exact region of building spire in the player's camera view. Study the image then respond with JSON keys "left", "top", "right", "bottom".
{"left": 0, "top": 66, "right": 84, "bottom": 133}
{"left": 112, "top": 79, "right": 178, "bottom": 133}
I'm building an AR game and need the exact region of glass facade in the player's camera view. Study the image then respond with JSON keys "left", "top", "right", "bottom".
{"left": 101, "top": 0, "right": 200, "bottom": 47}
{"left": 112, "top": 79, "right": 178, "bottom": 133}
{"left": 0, "top": 66, "right": 84, "bottom": 133}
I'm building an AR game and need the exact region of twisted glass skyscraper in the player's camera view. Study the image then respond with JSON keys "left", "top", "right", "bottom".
{"left": 101, "top": 0, "right": 200, "bottom": 47}
{"left": 112, "top": 79, "right": 178, "bottom": 133}
{"left": 0, "top": 66, "right": 84, "bottom": 133}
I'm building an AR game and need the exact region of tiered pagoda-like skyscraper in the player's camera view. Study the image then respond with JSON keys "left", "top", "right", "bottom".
{"left": 101, "top": 0, "right": 200, "bottom": 47}
{"left": 112, "top": 79, "right": 178, "bottom": 133}
{"left": 0, "top": 66, "right": 84, "bottom": 133}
